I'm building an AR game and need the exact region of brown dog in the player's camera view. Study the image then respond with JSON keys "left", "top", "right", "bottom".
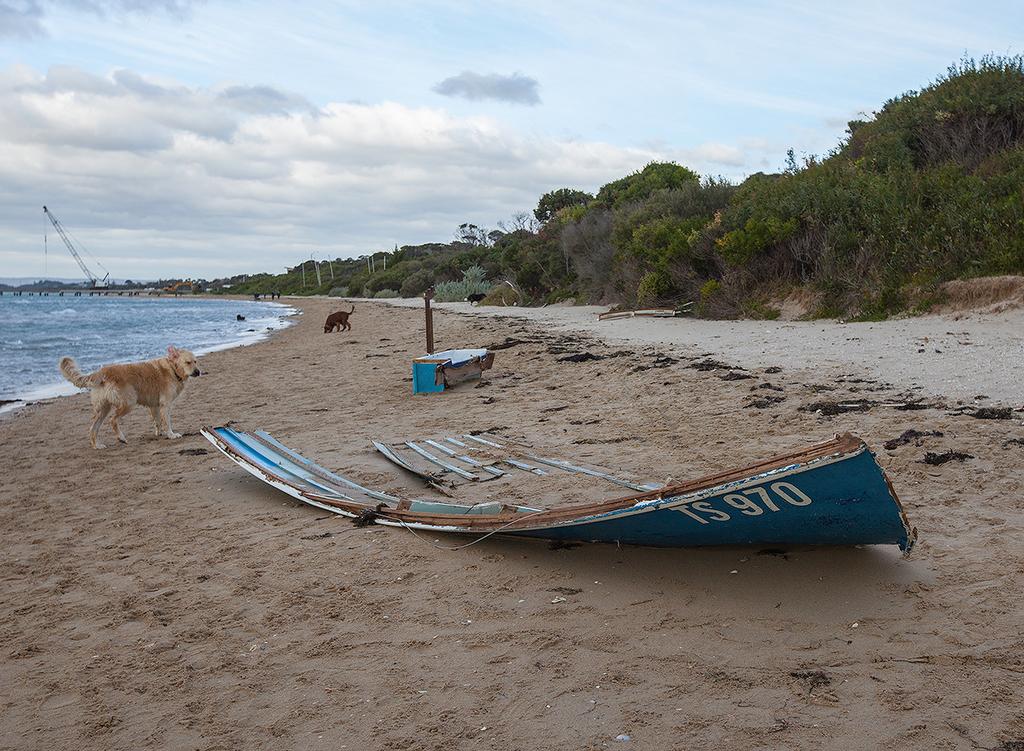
{"left": 324, "top": 304, "right": 355, "bottom": 333}
{"left": 59, "top": 345, "right": 201, "bottom": 449}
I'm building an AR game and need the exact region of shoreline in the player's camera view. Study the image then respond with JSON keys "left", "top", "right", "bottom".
{"left": 0, "top": 298, "right": 300, "bottom": 417}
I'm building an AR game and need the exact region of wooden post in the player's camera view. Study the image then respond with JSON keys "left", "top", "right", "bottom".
{"left": 424, "top": 287, "right": 435, "bottom": 354}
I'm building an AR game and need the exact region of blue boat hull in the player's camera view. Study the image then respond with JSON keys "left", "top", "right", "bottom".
{"left": 504, "top": 448, "right": 913, "bottom": 551}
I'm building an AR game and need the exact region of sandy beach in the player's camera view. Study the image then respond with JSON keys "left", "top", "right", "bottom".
{"left": 2, "top": 297, "right": 1022, "bottom": 750}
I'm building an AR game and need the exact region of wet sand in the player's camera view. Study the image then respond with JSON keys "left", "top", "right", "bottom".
{"left": 1, "top": 298, "right": 1022, "bottom": 750}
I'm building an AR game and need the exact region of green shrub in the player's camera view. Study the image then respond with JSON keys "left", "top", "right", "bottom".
{"left": 636, "top": 270, "right": 672, "bottom": 305}
{"left": 715, "top": 216, "right": 799, "bottom": 265}
{"left": 699, "top": 278, "right": 721, "bottom": 300}
{"left": 373, "top": 289, "right": 400, "bottom": 298}
{"left": 741, "top": 299, "right": 782, "bottom": 320}
{"left": 346, "top": 272, "right": 368, "bottom": 297}
{"left": 433, "top": 265, "right": 492, "bottom": 301}
{"left": 399, "top": 269, "right": 434, "bottom": 298}
{"left": 479, "top": 283, "right": 520, "bottom": 306}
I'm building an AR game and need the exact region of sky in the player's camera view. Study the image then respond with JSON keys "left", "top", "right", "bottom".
{"left": 0, "top": 1, "right": 1021, "bottom": 280}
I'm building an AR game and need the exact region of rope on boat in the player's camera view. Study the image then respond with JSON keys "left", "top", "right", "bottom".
{"left": 352, "top": 503, "right": 385, "bottom": 527}
{"left": 391, "top": 509, "right": 552, "bottom": 551}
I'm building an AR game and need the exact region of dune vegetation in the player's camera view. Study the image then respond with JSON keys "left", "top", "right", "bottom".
{"left": 223, "top": 56, "right": 1024, "bottom": 319}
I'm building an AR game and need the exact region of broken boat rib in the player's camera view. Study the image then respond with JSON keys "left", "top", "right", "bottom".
{"left": 372, "top": 433, "right": 658, "bottom": 491}
{"left": 200, "top": 426, "right": 917, "bottom": 553}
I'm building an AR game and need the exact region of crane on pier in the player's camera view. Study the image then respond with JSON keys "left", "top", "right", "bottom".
{"left": 42, "top": 206, "right": 111, "bottom": 288}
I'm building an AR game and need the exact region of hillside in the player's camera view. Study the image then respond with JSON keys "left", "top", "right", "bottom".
{"left": 219, "top": 55, "right": 1024, "bottom": 319}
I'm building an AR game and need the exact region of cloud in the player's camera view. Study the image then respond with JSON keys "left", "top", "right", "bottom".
{"left": 0, "top": 0, "right": 197, "bottom": 39}
{"left": 0, "top": 64, "right": 767, "bottom": 279}
{"left": 67, "top": 0, "right": 198, "bottom": 16}
{"left": 217, "top": 85, "right": 313, "bottom": 115}
{"left": 432, "top": 71, "right": 540, "bottom": 106}
{"left": 0, "top": 1, "right": 45, "bottom": 39}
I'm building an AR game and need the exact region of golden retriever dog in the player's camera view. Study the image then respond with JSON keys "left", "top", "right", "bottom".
{"left": 59, "top": 345, "right": 201, "bottom": 449}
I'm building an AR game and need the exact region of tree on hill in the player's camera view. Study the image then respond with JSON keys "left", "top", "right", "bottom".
{"left": 595, "top": 162, "right": 700, "bottom": 208}
{"left": 534, "top": 188, "right": 593, "bottom": 223}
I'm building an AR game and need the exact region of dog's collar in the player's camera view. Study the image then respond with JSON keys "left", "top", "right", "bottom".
{"left": 172, "top": 366, "right": 186, "bottom": 382}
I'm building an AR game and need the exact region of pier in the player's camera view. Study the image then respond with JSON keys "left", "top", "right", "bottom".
{"left": 0, "top": 289, "right": 151, "bottom": 297}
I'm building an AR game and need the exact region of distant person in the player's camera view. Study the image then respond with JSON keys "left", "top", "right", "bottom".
{"left": 237, "top": 314, "right": 246, "bottom": 321}
{"left": 253, "top": 293, "right": 260, "bottom": 301}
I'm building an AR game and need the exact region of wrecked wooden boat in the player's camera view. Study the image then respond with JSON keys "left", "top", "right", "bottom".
{"left": 598, "top": 305, "right": 691, "bottom": 321}
{"left": 200, "top": 427, "right": 916, "bottom": 553}
{"left": 412, "top": 348, "right": 495, "bottom": 394}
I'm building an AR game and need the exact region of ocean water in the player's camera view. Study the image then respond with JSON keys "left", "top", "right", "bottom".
{"left": 0, "top": 295, "right": 296, "bottom": 407}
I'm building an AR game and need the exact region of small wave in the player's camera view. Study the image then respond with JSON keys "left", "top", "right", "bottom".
{"left": 0, "top": 297, "right": 295, "bottom": 412}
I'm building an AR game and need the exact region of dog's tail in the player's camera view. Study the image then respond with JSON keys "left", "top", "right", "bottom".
{"left": 59, "top": 357, "right": 99, "bottom": 388}
{"left": 348, "top": 304, "right": 355, "bottom": 314}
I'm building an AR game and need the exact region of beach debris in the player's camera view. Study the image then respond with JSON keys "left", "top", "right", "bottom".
{"left": 921, "top": 451, "right": 974, "bottom": 465}
{"left": 755, "top": 382, "right": 784, "bottom": 391}
{"left": 719, "top": 370, "right": 754, "bottom": 381}
{"left": 613, "top": 734, "right": 632, "bottom": 742}
{"left": 550, "top": 596, "right": 567, "bottom": 604}
{"left": 558, "top": 352, "right": 607, "bottom": 363}
{"left": 1003, "top": 438, "right": 1024, "bottom": 449}
{"left": 801, "top": 399, "right": 873, "bottom": 416}
{"left": 971, "top": 406, "right": 1013, "bottom": 420}
{"left": 631, "top": 354, "right": 679, "bottom": 372}
{"left": 486, "top": 336, "right": 541, "bottom": 351}
{"left": 883, "top": 430, "right": 944, "bottom": 450}
{"left": 202, "top": 426, "right": 917, "bottom": 553}
{"left": 598, "top": 306, "right": 684, "bottom": 321}
{"left": 893, "top": 400, "right": 936, "bottom": 411}
{"left": 689, "top": 358, "right": 732, "bottom": 371}
{"left": 548, "top": 587, "right": 582, "bottom": 595}
{"left": 994, "top": 740, "right": 1024, "bottom": 751}
{"left": 764, "top": 366, "right": 783, "bottom": 374}
{"left": 572, "top": 436, "right": 635, "bottom": 445}
{"left": 299, "top": 531, "right": 334, "bottom": 540}
{"left": 745, "top": 394, "right": 785, "bottom": 409}
{"left": 790, "top": 670, "right": 832, "bottom": 693}
{"left": 178, "top": 448, "right": 209, "bottom": 456}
